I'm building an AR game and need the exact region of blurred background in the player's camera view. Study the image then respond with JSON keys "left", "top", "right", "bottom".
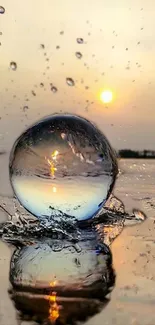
{"left": 0, "top": 0, "right": 155, "bottom": 154}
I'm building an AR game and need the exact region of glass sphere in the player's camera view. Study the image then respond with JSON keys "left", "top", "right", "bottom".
{"left": 9, "top": 114, "right": 118, "bottom": 221}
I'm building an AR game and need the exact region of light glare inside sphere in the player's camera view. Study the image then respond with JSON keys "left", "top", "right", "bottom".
{"left": 9, "top": 114, "right": 118, "bottom": 221}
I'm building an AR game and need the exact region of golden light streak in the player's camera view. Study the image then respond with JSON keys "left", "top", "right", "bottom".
{"left": 46, "top": 149, "right": 59, "bottom": 178}
{"left": 51, "top": 150, "right": 59, "bottom": 158}
{"left": 49, "top": 280, "right": 59, "bottom": 322}
{"left": 48, "top": 291, "right": 59, "bottom": 322}
{"left": 49, "top": 280, "right": 57, "bottom": 287}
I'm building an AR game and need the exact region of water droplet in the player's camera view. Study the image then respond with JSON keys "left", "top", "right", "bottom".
{"left": 0, "top": 6, "right": 5, "bottom": 14}
{"left": 51, "top": 86, "right": 57, "bottom": 93}
{"left": 10, "top": 62, "right": 17, "bottom": 71}
{"left": 133, "top": 209, "right": 146, "bottom": 221}
{"left": 31, "top": 90, "right": 36, "bottom": 96}
{"left": 66, "top": 78, "right": 75, "bottom": 86}
{"left": 22, "top": 106, "right": 29, "bottom": 112}
{"left": 75, "top": 52, "right": 82, "bottom": 59}
{"left": 77, "top": 38, "right": 84, "bottom": 44}
{"left": 9, "top": 114, "right": 118, "bottom": 221}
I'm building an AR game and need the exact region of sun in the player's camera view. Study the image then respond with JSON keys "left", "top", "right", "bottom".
{"left": 100, "top": 90, "right": 113, "bottom": 103}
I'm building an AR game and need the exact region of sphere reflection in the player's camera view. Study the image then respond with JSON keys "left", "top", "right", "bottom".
{"left": 9, "top": 234, "right": 115, "bottom": 324}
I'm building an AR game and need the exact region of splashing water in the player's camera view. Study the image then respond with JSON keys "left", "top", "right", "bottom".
{"left": 0, "top": 195, "right": 119, "bottom": 324}
{"left": 0, "top": 194, "right": 146, "bottom": 247}
{"left": 0, "top": 193, "right": 146, "bottom": 324}
{"left": 9, "top": 114, "right": 118, "bottom": 222}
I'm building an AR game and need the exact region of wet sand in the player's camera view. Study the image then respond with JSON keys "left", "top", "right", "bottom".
{"left": 0, "top": 158, "right": 155, "bottom": 325}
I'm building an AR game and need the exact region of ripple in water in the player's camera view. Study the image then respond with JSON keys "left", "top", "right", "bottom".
{"left": 9, "top": 114, "right": 118, "bottom": 222}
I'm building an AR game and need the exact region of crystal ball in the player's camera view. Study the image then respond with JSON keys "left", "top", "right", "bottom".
{"left": 9, "top": 114, "right": 118, "bottom": 221}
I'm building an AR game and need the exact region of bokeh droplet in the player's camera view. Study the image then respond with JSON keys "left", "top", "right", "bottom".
{"left": 9, "top": 114, "right": 118, "bottom": 221}
{"left": 10, "top": 62, "right": 17, "bottom": 71}
{"left": 75, "top": 52, "right": 82, "bottom": 59}
{"left": 0, "top": 6, "right": 5, "bottom": 14}
{"left": 77, "top": 38, "right": 84, "bottom": 44}
{"left": 66, "top": 78, "right": 75, "bottom": 86}
{"left": 51, "top": 86, "right": 58, "bottom": 93}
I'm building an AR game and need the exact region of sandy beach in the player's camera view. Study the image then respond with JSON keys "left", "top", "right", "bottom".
{"left": 0, "top": 158, "right": 155, "bottom": 325}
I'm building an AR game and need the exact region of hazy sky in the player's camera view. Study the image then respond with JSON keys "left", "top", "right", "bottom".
{"left": 0, "top": 0, "right": 155, "bottom": 151}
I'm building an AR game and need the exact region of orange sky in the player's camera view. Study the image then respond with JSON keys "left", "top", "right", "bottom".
{"left": 0, "top": 0, "right": 155, "bottom": 151}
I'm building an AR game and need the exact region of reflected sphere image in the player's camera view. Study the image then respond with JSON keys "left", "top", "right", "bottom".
{"left": 9, "top": 237, "right": 115, "bottom": 324}
{"left": 9, "top": 114, "right": 118, "bottom": 221}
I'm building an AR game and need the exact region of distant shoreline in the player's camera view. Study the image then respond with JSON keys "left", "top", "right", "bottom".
{"left": 0, "top": 151, "right": 6, "bottom": 155}
{"left": 118, "top": 156, "right": 155, "bottom": 159}
{"left": 1, "top": 149, "right": 155, "bottom": 159}
{"left": 117, "top": 149, "right": 155, "bottom": 159}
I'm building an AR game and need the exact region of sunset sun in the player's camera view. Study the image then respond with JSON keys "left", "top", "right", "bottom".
{"left": 100, "top": 90, "right": 113, "bottom": 103}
